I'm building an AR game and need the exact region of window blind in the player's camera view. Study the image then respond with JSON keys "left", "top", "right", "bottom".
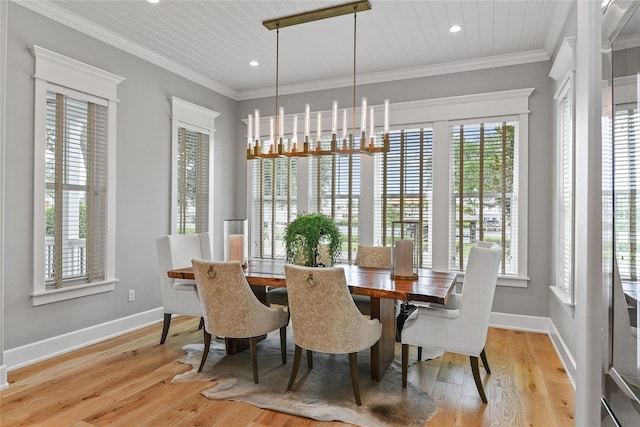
{"left": 614, "top": 105, "right": 640, "bottom": 281}
{"left": 177, "top": 126, "right": 209, "bottom": 234}
{"left": 450, "top": 121, "right": 518, "bottom": 274}
{"left": 374, "top": 128, "right": 433, "bottom": 268}
{"left": 558, "top": 85, "right": 574, "bottom": 294}
{"left": 45, "top": 91, "right": 108, "bottom": 289}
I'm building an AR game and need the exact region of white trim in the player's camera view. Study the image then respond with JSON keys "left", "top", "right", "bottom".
{"left": 0, "top": 0, "right": 7, "bottom": 391}
{"left": 3, "top": 308, "right": 163, "bottom": 371}
{"left": 170, "top": 97, "right": 220, "bottom": 236}
{"left": 551, "top": 285, "right": 574, "bottom": 306}
{"left": 613, "top": 32, "right": 640, "bottom": 51}
{"left": 31, "top": 279, "right": 119, "bottom": 306}
{"left": 549, "top": 37, "right": 576, "bottom": 82}
{"left": 239, "top": 51, "right": 547, "bottom": 100}
{"left": 548, "top": 317, "right": 578, "bottom": 388}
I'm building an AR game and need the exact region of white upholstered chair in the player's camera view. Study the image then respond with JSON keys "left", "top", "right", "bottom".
{"left": 401, "top": 242, "right": 502, "bottom": 403}
{"left": 192, "top": 260, "right": 289, "bottom": 383}
{"left": 155, "top": 233, "right": 211, "bottom": 344}
{"left": 352, "top": 245, "right": 393, "bottom": 315}
{"left": 284, "top": 264, "right": 382, "bottom": 406}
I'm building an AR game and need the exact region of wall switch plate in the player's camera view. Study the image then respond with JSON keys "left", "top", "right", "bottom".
{"left": 128, "top": 289, "right": 135, "bottom": 302}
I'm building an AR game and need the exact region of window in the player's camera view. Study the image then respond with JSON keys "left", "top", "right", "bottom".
{"left": 171, "top": 97, "right": 219, "bottom": 235}
{"left": 374, "top": 128, "right": 433, "bottom": 268}
{"left": 32, "top": 46, "right": 124, "bottom": 305}
{"left": 549, "top": 36, "right": 575, "bottom": 304}
{"left": 450, "top": 120, "right": 518, "bottom": 274}
{"left": 250, "top": 156, "right": 297, "bottom": 259}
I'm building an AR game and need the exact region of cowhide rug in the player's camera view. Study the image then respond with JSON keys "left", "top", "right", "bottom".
{"left": 173, "top": 331, "right": 438, "bottom": 427}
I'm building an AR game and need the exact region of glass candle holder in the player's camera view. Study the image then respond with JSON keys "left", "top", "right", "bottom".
{"left": 391, "top": 220, "right": 419, "bottom": 279}
{"left": 224, "top": 219, "right": 248, "bottom": 267}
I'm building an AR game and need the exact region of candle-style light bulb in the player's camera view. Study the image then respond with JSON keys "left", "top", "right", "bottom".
{"left": 384, "top": 99, "right": 390, "bottom": 133}
{"left": 361, "top": 98, "right": 367, "bottom": 135}
{"left": 254, "top": 109, "right": 260, "bottom": 142}
{"left": 369, "top": 107, "right": 375, "bottom": 141}
{"left": 317, "top": 112, "right": 322, "bottom": 143}
{"left": 279, "top": 107, "right": 284, "bottom": 141}
{"left": 342, "top": 109, "right": 348, "bottom": 139}
{"left": 292, "top": 114, "right": 298, "bottom": 142}
{"left": 332, "top": 100, "right": 338, "bottom": 134}
{"left": 304, "top": 104, "right": 310, "bottom": 140}
{"left": 269, "top": 117, "right": 274, "bottom": 143}
{"left": 247, "top": 114, "right": 253, "bottom": 148}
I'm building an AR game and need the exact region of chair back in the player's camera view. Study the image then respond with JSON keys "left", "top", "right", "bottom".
{"left": 354, "top": 245, "right": 392, "bottom": 269}
{"left": 456, "top": 242, "right": 502, "bottom": 352}
{"left": 155, "top": 232, "right": 211, "bottom": 315}
{"left": 192, "top": 260, "right": 274, "bottom": 338}
{"left": 284, "top": 264, "right": 381, "bottom": 354}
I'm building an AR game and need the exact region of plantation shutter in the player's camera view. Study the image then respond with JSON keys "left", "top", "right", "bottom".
{"left": 45, "top": 89, "right": 108, "bottom": 289}
{"left": 176, "top": 126, "right": 209, "bottom": 234}
{"left": 558, "top": 84, "right": 574, "bottom": 294}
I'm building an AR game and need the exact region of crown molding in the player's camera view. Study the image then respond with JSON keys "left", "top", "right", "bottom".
{"left": 614, "top": 32, "right": 640, "bottom": 51}
{"left": 237, "top": 50, "right": 549, "bottom": 101}
{"left": 13, "top": 0, "right": 239, "bottom": 100}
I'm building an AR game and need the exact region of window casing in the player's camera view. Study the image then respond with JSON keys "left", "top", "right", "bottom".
{"left": 32, "top": 46, "right": 124, "bottom": 305}
{"left": 170, "top": 97, "right": 219, "bottom": 236}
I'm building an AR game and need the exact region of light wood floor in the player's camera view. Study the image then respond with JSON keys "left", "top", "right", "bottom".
{"left": 1, "top": 316, "right": 575, "bottom": 426}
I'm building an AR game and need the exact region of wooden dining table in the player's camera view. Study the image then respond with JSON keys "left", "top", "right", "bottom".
{"left": 168, "top": 258, "right": 457, "bottom": 381}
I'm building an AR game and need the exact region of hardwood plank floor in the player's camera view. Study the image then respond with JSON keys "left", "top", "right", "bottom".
{"left": 0, "top": 317, "right": 575, "bottom": 426}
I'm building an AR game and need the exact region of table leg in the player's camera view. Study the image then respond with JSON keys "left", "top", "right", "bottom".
{"left": 370, "top": 297, "right": 395, "bottom": 381}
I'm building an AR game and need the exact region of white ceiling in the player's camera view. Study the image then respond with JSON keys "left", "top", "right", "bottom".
{"left": 16, "top": 0, "right": 572, "bottom": 100}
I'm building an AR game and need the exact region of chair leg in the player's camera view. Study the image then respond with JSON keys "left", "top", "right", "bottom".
{"left": 470, "top": 356, "right": 488, "bottom": 403}
{"left": 198, "top": 330, "right": 211, "bottom": 372}
{"left": 250, "top": 336, "right": 259, "bottom": 383}
{"left": 198, "top": 317, "right": 204, "bottom": 329}
{"left": 287, "top": 345, "right": 302, "bottom": 391}
{"left": 348, "top": 352, "right": 362, "bottom": 406}
{"left": 306, "top": 349, "right": 313, "bottom": 369}
{"left": 417, "top": 346, "right": 423, "bottom": 362}
{"left": 160, "top": 313, "right": 172, "bottom": 344}
{"left": 480, "top": 348, "right": 491, "bottom": 374}
{"left": 279, "top": 325, "right": 287, "bottom": 365}
{"left": 402, "top": 344, "right": 409, "bottom": 388}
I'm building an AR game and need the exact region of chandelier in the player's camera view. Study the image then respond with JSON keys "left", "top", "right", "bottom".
{"left": 246, "top": 0, "right": 390, "bottom": 160}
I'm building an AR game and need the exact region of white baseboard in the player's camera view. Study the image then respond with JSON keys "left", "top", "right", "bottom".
{"left": 3, "top": 308, "right": 163, "bottom": 371}
{"left": 0, "top": 364, "right": 7, "bottom": 390}
{"left": 489, "top": 311, "right": 576, "bottom": 388}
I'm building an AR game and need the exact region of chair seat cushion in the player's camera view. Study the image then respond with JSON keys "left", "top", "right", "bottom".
{"left": 266, "top": 287, "right": 289, "bottom": 306}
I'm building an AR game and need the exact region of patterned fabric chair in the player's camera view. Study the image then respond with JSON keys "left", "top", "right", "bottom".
{"left": 401, "top": 242, "right": 502, "bottom": 403}
{"left": 284, "top": 265, "right": 382, "bottom": 406}
{"left": 352, "top": 245, "right": 393, "bottom": 315}
{"left": 155, "top": 233, "right": 211, "bottom": 344}
{"left": 191, "top": 260, "right": 289, "bottom": 384}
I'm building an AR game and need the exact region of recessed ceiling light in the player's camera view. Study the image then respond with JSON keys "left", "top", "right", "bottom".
{"left": 449, "top": 25, "right": 462, "bottom": 33}
{"left": 147, "top": 0, "right": 159, "bottom": 4}
{"left": 249, "top": 60, "right": 260, "bottom": 67}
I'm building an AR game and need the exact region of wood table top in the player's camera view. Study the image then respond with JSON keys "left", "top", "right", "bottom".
{"left": 168, "top": 258, "right": 457, "bottom": 305}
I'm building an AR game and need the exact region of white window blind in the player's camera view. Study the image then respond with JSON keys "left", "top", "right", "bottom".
{"left": 45, "top": 90, "right": 108, "bottom": 289}
{"left": 614, "top": 105, "right": 640, "bottom": 281}
{"left": 558, "top": 83, "right": 574, "bottom": 294}
{"left": 374, "top": 128, "right": 433, "bottom": 268}
{"left": 176, "top": 126, "right": 209, "bottom": 234}
{"left": 251, "top": 156, "right": 297, "bottom": 259}
{"left": 450, "top": 120, "right": 518, "bottom": 274}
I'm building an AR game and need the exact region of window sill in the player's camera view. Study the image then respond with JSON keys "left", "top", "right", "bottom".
{"left": 31, "top": 279, "right": 119, "bottom": 306}
{"left": 550, "top": 285, "right": 574, "bottom": 306}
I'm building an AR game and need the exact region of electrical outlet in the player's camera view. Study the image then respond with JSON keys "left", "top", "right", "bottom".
{"left": 128, "top": 289, "right": 135, "bottom": 302}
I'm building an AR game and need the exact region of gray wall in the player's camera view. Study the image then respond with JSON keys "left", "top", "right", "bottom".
{"left": 238, "top": 60, "right": 555, "bottom": 318}
{"left": 4, "top": 3, "right": 238, "bottom": 349}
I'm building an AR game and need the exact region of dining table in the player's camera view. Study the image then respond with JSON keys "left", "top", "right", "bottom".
{"left": 168, "top": 258, "right": 457, "bottom": 381}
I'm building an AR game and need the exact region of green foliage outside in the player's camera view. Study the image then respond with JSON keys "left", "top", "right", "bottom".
{"left": 45, "top": 202, "right": 87, "bottom": 238}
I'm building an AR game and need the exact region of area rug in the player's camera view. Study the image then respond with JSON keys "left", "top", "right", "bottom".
{"left": 173, "top": 332, "right": 438, "bottom": 427}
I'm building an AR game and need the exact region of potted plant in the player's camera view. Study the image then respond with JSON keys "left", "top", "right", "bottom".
{"left": 284, "top": 213, "right": 342, "bottom": 267}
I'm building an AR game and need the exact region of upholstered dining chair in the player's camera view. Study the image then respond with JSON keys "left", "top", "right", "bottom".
{"left": 155, "top": 232, "right": 211, "bottom": 344}
{"left": 192, "top": 259, "right": 289, "bottom": 384}
{"left": 284, "top": 264, "right": 382, "bottom": 406}
{"left": 401, "top": 242, "right": 502, "bottom": 403}
{"left": 352, "top": 245, "right": 393, "bottom": 315}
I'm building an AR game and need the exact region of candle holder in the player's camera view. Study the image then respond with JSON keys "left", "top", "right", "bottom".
{"left": 391, "top": 220, "right": 419, "bottom": 279}
{"left": 224, "top": 219, "right": 248, "bottom": 267}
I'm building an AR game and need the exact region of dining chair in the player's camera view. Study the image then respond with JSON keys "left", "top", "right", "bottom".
{"left": 155, "top": 232, "right": 211, "bottom": 344}
{"left": 352, "top": 245, "right": 392, "bottom": 315}
{"left": 284, "top": 264, "right": 382, "bottom": 406}
{"left": 400, "top": 242, "right": 502, "bottom": 403}
{"left": 192, "top": 259, "right": 289, "bottom": 384}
